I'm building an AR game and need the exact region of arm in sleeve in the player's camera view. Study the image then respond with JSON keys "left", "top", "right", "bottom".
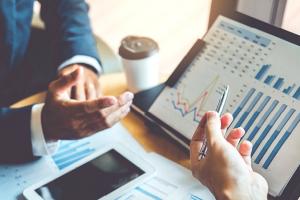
{"left": 0, "top": 106, "right": 35, "bottom": 163}
{"left": 39, "top": 0, "right": 102, "bottom": 73}
{"left": 57, "top": 55, "right": 102, "bottom": 74}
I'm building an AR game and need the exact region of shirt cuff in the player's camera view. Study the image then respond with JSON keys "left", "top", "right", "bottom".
{"left": 31, "top": 103, "right": 60, "bottom": 156}
{"left": 57, "top": 55, "right": 102, "bottom": 74}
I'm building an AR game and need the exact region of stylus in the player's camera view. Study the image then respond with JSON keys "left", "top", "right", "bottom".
{"left": 198, "top": 85, "right": 229, "bottom": 159}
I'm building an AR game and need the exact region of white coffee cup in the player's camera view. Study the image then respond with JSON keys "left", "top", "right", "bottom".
{"left": 119, "top": 36, "right": 159, "bottom": 93}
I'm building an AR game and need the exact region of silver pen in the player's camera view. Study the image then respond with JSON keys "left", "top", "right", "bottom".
{"left": 199, "top": 85, "right": 229, "bottom": 159}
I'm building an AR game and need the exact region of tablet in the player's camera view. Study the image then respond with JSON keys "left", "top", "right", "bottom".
{"left": 23, "top": 144, "right": 155, "bottom": 200}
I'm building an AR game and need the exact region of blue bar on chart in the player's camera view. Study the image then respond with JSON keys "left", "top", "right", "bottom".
{"left": 255, "top": 65, "right": 271, "bottom": 81}
{"left": 252, "top": 104, "right": 287, "bottom": 155}
{"left": 52, "top": 140, "right": 95, "bottom": 170}
{"left": 263, "top": 113, "right": 300, "bottom": 169}
{"left": 273, "top": 78, "right": 284, "bottom": 90}
{"left": 283, "top": 84, "right": 296, "bottom": 95}
{"left": 232, "top": 88, "right": 256, "bottom": 120}
{"left": 56, "top": 141, "right": 75, "bottom": 151}
{"left": 292, "top": 87, "right": 300, "bottom": 100}
{"left": 255, "top": 108, "right": 295, "bottom": 164}
{"left": 264, "top": 75, "right": 275, "bottom": 85}
{"left": 53, "top": 141, "right": 90, "bottom": 158}
{"left": 190, "top": 194, "right": 203, "bottom": 200}
{"left": 243, "top": 96, "right": 271, "bottom": 133}
{"left": 247, "top": 100, "right": 279, "bottom": 141}
{"left": 134, "top": 187, "right": 162, "bottom": 200}
{"left": 234, "top": 92, "right": 263, "bottom": 129}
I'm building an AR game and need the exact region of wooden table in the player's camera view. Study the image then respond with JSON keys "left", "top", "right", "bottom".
{"left": 12, "top": 72, "right": 191, "bottom": 169}
{"left": 103, "top": 73, "right": 191, "bottom": 168}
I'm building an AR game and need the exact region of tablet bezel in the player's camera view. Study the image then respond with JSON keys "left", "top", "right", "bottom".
{"left": 23, "top": 143, "right": 155, "bottom": 200}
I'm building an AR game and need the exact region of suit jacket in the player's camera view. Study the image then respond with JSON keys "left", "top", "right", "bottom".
{"left": 0, "top": 0, "right": 100, "bottom": 162}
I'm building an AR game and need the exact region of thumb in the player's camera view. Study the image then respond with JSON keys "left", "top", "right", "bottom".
{"left": 67, "top": 96, "right": 118, "bottom": 113}
{"left": 82, "top": 96, "right": 118, "bottom": 113}
{"left": 205, "top": 111, "right": 224, "bottom": 145}
{"left": 50, "top": 67, "right": 82, "bottom": 94}
{"left": 190, "top": 113, "right": 208, "bottom": 165}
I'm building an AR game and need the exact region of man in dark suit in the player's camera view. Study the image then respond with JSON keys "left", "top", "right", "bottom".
{"left": 0, "top": 0, "right": 133, "bottom": 162}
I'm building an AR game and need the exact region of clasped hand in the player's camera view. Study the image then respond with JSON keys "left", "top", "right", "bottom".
{"left": 41, "top": 66, "right": 133, "bottom": 140}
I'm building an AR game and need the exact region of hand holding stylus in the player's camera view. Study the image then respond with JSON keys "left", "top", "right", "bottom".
{"left": 190, "top": 111, "right": 268, "bottom": 200}
{"left": 199, "top": 85, "right": 229, "bottom": 159}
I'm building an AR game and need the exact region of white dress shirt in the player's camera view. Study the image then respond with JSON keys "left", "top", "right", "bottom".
{"left": 30, "top": 55, "right": 101, "bottom": 156}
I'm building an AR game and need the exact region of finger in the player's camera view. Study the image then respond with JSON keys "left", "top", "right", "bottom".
{"left": 104, "top": 101, "right": 132, "bottom": 127}
{"left": 239, "top": 140, "right": 253, "bottom": 169}
{"left": 192, "top": 113, "right": 207, "bottom": 141}
{"left": 220, "top": 113, "right": 233, "bottom": 135}
{"left": 59, "top": 65, "right": 79, "bottom": 76}
{"left": 69, "top": 96, "right": 117, "bottom": 114}
{"left": 65, "top": 88, "right": 72, "bottom": 98}
{"left": 50, "top": 67, "right": 81, "bottom": 94}
{"left": 98, "top": 98, "right": 132, "bottom": 117}
{"left": 205, "top": 111, "right": 224, "bottom": 145}
{"left": 85, "top": 82, "right": 97, "bottom": 100}
{"left": 73, "top": 82, "right": 86, "bottom": 101}
{"left": 190, "top": 113, "right": 208, "bottom": 167}
{"left": 190, "top": 137, "right": 205, "bottom": 169}
{"left": 93, "top": 93, "right": 134, "bottom": 117}
{"left": 117, "top": 91, "right": 134, "bottom": 106}
{"left": 94, "top": 79, "right": 102, "bottom": 98}
{"left": 226, "top": 127, "right": 245, "bottom": 148}
{"left": 96, "top": 88, "right": 102, "bottom": 98}
{"left": 84, "top": 101, "right": 132, "bottom": 132}
{"left": 84, "top": 96, "right": 118, "bottom": 113}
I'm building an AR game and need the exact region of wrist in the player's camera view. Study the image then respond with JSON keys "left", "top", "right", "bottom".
{"left": 214, "top": 184, "right": 250, "bottom": 200}
{"left": 215, "top": 186, "right": 264, "bottom": 200}
{"left": 215, "top": 188, "right": 234, "bottom": 200}
{"left": 216, "top": 190, "right": 248, "bottom": 200}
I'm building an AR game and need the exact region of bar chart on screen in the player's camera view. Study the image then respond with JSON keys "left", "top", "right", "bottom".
{"left": 149, "top": 15, "right": 300, "bottom": 196}
{"left": 255, "top": 64, "right": 300, "bottom": 100}
{"left": 231, "top": 86, "right": 300, "bottom": 169}
{"left": 228, "top": 76, "right": 300, "bottom": 195}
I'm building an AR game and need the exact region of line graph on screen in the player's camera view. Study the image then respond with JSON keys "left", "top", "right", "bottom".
{"left": 168, "top": 75, "right": 220, "bottom": 123}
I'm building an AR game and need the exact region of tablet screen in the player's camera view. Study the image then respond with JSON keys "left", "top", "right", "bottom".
{"left": 35, "top": 150, "right": 145, "bottom": 200}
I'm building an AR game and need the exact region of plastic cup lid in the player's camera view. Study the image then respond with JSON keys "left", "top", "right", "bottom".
{"left": 119, "top": 36, "right": 159, "bottom": 59}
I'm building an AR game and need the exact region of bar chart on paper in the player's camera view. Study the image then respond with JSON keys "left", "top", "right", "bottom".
{"left": 52, "top": 140, "right": 95, "bottom": 170}
{"left": 0, "top": 139, "right": 96, "bottom": 200}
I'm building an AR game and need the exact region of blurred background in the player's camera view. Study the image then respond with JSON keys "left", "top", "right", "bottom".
{"left": 34, "top": 0, "right": 300, "bottom": 77}
{"left": 87, "top": 0, "right": 211, "bottom": 77}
